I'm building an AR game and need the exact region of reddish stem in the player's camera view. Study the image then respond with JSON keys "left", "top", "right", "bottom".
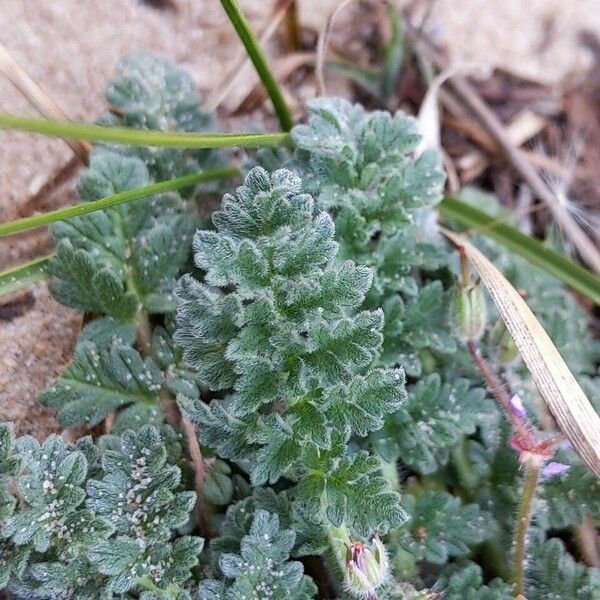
{"left": 534, "top": 433, "right": 567, "bottom": 453}
{"left": 466, "top": 340, "right": 535, "bottom": 446}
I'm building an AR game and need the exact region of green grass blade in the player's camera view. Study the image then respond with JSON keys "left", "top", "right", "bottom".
{"left": 0, "top": 114, "right": 291, "bottom": 148}
{"left": 439, "top": 196, "right": 600, "bottom": 305}
{"left": 0, "top": 255, "right": 51, "bottom": 297}
{"left": 380, "top": 5, "right": 404, "bottom": 100}
{"left": 219, "top": 0, "right": 294, "bottom": 131}
{"left": 0, "top": 167, "right": 239, "bottom": 238}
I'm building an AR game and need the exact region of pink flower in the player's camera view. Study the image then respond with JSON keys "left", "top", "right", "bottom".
{"left": 509, "top": 394, "right": 527, "bottom": 419}
{"left": 542, "top": 462, "right": 571, "bottom": 478}
{"left": 345, "top": 537, "right": 389, "bottom": 599}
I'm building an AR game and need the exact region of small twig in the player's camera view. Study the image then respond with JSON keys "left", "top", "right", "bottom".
{"left": 181, "top": 415, "right": 207, "bottom": 492}
{"left": 406, "top": 25, "right": 600, "bottom": 274}
{"left": 205, "top": 0, "right": 294, "bottom": 111}
{"left": 181, "top": 413, "right": 214, "bottom": 537}
{"left": 283, "top": 0, "right": 301, "bottom": 51}
{"left": 513, "top": 461, "right": 541, "bottom": 596}
{"left": 104, "top": 412, "right": 115, "bottom": 435}
{"left": 415, "top": 0, "right": 439, "bottom": 39}
{"left": 231, "top": 52, "right": 313, "bottom": 116}
{"left": 441, "top": 149, "right": 460, "bottom": 194}
{"left": 0, "top": 42, "right": 91, "bottom": 164}
{"left": 316, "top": 0, "right": 391, "bottom": 96}
{"left": 134, "top": 309, "right": 153, "bottom": 357}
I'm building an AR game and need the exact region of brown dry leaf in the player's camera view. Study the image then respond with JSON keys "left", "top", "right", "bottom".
{"left": 441, "top": 227, "right": 600, "bottom": 480}
{"left": 416, "top": 69, "right": 457, "bottom": 156}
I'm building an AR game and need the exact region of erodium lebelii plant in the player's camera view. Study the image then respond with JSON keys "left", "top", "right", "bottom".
{"left": 2, "top": 52, "right": 600, "bottom": 600}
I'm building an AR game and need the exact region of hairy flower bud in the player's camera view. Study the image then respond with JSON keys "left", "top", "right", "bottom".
{"left": 453, "top": 282, "right": 487, "bottom": 343}
{"left": 345, "top": 537, "right": 390, "bottom": 599}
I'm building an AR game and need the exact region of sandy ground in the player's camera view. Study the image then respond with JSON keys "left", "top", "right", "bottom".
{"left": 1, "top": 0, "right": 599, "bottom": 436}
{"left": 430, "top": 0, "right": 600, "bottom": 83}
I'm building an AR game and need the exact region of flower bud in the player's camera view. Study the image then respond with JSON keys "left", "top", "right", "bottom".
{"left": 453, "top": 282, "right": 487, "bottom": 343}
{"left": 345, "top": 536, "right": 390, "bottom": 599}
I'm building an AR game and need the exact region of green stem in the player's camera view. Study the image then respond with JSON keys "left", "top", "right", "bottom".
{"left": 219, "top": 0, "right": 294, "bottom": 131}
{"left": 0, "top": 167, "right": 239, "bottom": 238}
{"left": 0, "top": 113, "right": 291, "bottom": 148}
{"left": 110, "top": 198, "right": 153, "bottom": 359}
{"left": 439, "top": 196, "right": 600, "bottom": 305}
{"left": 0, "top": 254, "right": 51, "bottom": 296}
{"left": 513, "top": 461, "right": 540, "bottom": 596}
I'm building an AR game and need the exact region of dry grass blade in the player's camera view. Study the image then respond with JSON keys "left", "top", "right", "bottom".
{"left": 0, "top": 42, "right": 91, "bottom": 164}
{"left": 283, "top": 0, "right": 301, "bottom": 51}
{"left": 416, "top": 68, "right": 456, "bottom": 155}
{"left": 446, "top": 73, "right": 600, "bottom": 274}
{"left": 442, "top": 227, "right": 600, "bottom": 481}
{"left": 406, "top": 25, "right": 600, "bottom": 274}
{"left": 316, "top": 0, "right": 377, "bottom": 96}
{"left": 205, "top": 0, "right": 293, "bottom": 111}
{"left": 232, "top": 52, "right": 313, "bottom": 115}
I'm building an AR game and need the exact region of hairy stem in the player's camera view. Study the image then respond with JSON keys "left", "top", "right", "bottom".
{"left": 0, "top": 113, "right": 291, "bottom": 148}
{"left": 219, "top": 0, "right": 294, "bottom": 131}
{"left": 0, "top": 167, "right": 239, "bottom": 238}
{"left": 467, "top": 340, "right": 534, "bottom": 444}
{"left": 513, "top": 461, "right": 540, "bottom": 595}
{"left": 0, "top": 254, "right": 51, "bottom": 297}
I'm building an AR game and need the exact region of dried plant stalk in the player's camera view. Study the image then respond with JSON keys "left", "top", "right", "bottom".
{"left": 442, "top": 227, "right": 600, "bottom": 480}
{"left": 0, "top": 42, "right": 91, "bottom": 163}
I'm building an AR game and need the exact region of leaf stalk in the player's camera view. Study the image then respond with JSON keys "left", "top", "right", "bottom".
{"left": 0, "top": 113, "right": 291, "bottom": 148}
